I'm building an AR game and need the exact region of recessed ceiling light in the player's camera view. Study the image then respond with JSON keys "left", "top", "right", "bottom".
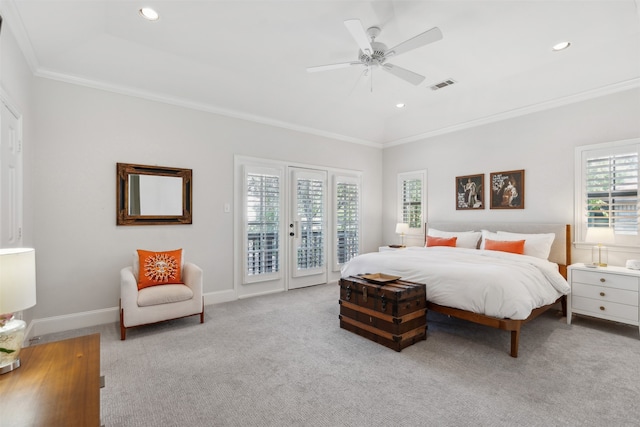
{"left": 396, "top": 103, "right": 405, "bottom": 108}
{"left": 552, "top": 41, "right": 571, "bottom": 51}
{"left": 139, "top": 7, "right": 159, "bottom": 21}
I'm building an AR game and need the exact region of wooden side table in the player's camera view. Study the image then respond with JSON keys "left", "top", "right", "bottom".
{"left": 0, "top": 333, "right": 101, "bottom": 426}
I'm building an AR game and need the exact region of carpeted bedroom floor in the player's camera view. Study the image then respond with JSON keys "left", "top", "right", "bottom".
{"left": 37, "top": 283, "right": 640, "bottom": 427}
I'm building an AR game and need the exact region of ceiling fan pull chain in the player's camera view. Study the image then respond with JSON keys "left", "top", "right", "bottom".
{"left": 370, "top": 68, "right": 374, "bottom": 93}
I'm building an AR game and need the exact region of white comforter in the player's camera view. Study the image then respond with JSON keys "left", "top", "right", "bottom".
{"left": 341, "top": 247, "right": 570, "bottom": 320}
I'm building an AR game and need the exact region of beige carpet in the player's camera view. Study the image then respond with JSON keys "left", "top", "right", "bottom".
{"left": 38, "top": 283, "right": 640, "bottom": 427}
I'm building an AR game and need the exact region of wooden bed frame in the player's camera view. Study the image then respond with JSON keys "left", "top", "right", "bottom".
{"left": 425, "top": 222, "right": 571, "bottom": 358}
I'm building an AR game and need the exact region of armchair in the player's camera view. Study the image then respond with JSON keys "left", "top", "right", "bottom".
{"left": 119, "top": 249, "right": 204, "bottom": 340}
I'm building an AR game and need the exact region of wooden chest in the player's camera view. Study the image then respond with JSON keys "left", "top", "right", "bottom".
{"left": 338, "top": 276, "right": 427, "bottom": 351}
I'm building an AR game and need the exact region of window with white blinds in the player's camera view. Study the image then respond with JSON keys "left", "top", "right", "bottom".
{"left": 334, "top": 175, "right": 360, "bottom": 268}
{"left": 576, "top": 139, "right": 640, "bottom": 244}
{"left": 296, "top": 177, "right": 324, "bottom": 270}
{"left": 397, "top": 171, "right": 426, "bottom": 234}
{"left": 244, "top": 167, "right": 282, "bottom": 281}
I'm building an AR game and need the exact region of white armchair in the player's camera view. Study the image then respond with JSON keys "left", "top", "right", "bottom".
{"left": 119, "top": 250, "right": 204, "bottom": 340}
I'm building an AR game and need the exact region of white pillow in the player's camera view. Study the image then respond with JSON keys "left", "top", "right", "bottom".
{"left": 427, "top": 228, "right": 481, "bottom": 249}
{"left": 480, "top": 230, "right": 555, "bottom": 259}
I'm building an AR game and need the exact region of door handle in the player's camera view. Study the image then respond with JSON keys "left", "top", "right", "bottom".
{"left": 289, "top": 223, "right": 294, "bottom": 237}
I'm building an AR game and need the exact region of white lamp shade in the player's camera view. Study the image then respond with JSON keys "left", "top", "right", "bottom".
{"left": 585, "top": 227, "right": 615, "bottom": 245}
{"left": 395, "top": 223, "right": 409, "bottom": 234}
{"left": 0, "top": 248, "right": 37, "bottom": 315}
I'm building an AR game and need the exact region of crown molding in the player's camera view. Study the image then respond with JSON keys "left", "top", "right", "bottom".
{"left": 34, "top": 67, "right": 382, "bottom": 149}
{"left": 384, "top": 78, "right": 640, "bottom": 148}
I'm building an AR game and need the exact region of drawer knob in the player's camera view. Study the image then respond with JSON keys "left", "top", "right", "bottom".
{"left": 599, "top": 278, "right": 606, "bottom": 283}
{"left": 600, "top": 291, "right": 606, "bottom": 297}
{"left": 600, "top": 306, "right": 605, "bottom": 311}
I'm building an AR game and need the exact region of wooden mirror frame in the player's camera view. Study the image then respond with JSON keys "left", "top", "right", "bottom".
{"left": 116, "top": 163, "right": 192, "bottom": 225}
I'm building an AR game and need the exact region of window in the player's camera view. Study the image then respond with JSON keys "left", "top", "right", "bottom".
{"left": 243, "top": 165, "right": 283, "bottom": 283}
{"left": 575, "top": 139, "right": 639, "bottom": 245}
{"left": 397, "top": 171, "right": 426, "bottom": 235}
{"left": 334, "top": 175, "right": 360, "bottom": 269}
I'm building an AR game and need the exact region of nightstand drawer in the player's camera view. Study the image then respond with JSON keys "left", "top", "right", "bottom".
{"left": 572, "top": 295, "right": 639, "bottom": 323}
{"left": 572, "top": 282, "right": 638, "bottom": 307}
{"left": 572, "top": 270, "right": 638, "bottom": 291}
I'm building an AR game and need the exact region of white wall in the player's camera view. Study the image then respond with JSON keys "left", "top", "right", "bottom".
{"left": 30, "top": 77, "right": 382, "bottom": 328}
{"left": 0, "top": 13, "right": 36, "bottom": 325}
{"left": 382, "top": 87, "right": 640, "bottom": 266}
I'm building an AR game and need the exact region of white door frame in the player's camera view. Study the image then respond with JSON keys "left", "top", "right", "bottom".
{"left": 0, "top": 88, "right": 24, "bottom": 247}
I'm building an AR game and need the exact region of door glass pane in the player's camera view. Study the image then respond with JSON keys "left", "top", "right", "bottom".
{"left": 296, "top": 177, "right": 324, "bottom": 270}
{"left": 246, "top": 173, "right": 280, "bottom": 275}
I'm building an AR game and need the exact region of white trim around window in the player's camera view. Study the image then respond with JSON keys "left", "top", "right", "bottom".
{"left": 574, "top": 138, "right": 640, "bottom": 247}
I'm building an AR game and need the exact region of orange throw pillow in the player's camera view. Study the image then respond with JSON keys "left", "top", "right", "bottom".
{"left": 426, "top": 236, "right": 457, "bottom": 247}
{"left": 137, "top": 249, "right": 183, "bottom": 290}
{"left": 484, "top": 239, "right": 525, "bottom": 255}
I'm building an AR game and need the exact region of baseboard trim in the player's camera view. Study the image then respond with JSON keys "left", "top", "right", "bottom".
{"left": 26, "top": 289, "right": 239, "bottom": 340}
{"left": 28, "top": 307, "right": 119, "bottom": 339}
{"left": 204, "top": 289, "right": 237, "bottom": 305}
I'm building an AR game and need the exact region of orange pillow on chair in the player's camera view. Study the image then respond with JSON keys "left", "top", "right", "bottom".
{"left": 137, "top": 249, "right": 183, "bottom": 290}
{"left": 484, "top": 239, "right": 525, "bottom": 255}
{"left": 426, "top": 236, "right": 457, "bottom": 247}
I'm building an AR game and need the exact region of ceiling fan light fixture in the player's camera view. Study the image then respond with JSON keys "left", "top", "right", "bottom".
{"left": 552, "top": 41, "right": 571, "bottom": 51}
{"left": 139, "top": 7, "right": 159, "bottom": 21}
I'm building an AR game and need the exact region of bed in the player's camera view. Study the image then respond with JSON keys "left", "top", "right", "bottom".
{"left": 341, "top": 222, "right": 572, "bottom": 357}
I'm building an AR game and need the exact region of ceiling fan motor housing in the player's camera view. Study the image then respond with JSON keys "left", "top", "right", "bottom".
{"left": 358, "top": 41, "right": 388, "bottom": 66}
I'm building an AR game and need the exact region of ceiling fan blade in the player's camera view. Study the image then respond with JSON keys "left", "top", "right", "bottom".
{"left": 306, "top": 62, "right": 362, "bottom": 73}
{"left": 344, "top": 19, "right": 373, "bottom": 55}
{"left": 384, "top": 27, "right": 443, "bottom": 58}
{"left": 382, "top": 63, "right": 425, "bottom": 86}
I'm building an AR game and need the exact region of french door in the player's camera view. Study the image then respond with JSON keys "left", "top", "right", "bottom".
{"left": 237, "top": 161, "right": 330, "bottom": 298}
{"left": 288, "top": 167, "right": 327, "bottom": 289}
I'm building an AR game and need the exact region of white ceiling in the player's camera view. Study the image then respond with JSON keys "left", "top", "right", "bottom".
{"left": 4, "top": 0, "right": 640, "bottom": 146}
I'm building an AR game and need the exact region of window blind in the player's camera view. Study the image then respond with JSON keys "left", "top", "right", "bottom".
{"left": 296, "top": 177, "right": 324, "bottom": 269}
{"left": 336, "top": 180, "right": 360, "bottom": 265}
{"left": 585, "top": 150, "right": 638, "bottom": 235}
{"left": 246, "top": 172, "right": 280, "bottom": 276}
{"left": 402, "top": 177, "right": 423, "bottom": 229}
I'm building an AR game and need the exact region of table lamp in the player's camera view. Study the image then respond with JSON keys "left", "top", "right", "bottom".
{"left": 395, "top": 223, "right": 409, "bottom": 247}
{"left": 585, "top": 227, "right": 615, "bottom": 267}
{"left": 0, "top": 248, "right": 37, "bottom": 374}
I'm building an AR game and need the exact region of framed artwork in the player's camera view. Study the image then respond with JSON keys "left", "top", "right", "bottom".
{"left": 490, "top": 170, "right": 524, "bottom": 209}
{"left": 456, "top": 174, "right": 484, "bottom": 210}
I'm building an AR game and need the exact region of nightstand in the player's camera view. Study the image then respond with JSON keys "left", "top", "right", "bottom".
{"left": 567, "top": 263, "right": 640, "bottom": 334}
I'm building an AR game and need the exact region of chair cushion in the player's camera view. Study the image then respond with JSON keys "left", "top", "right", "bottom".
{"left": 137, "top": 284, "right": 194, "bottom": 307}
{"left": 136, "top": 249, "right": 183, "bottom": 290}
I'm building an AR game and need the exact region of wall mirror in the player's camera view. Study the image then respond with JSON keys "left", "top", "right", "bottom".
{"left": 117, "top": 163, "right": 192, "bottom": 225}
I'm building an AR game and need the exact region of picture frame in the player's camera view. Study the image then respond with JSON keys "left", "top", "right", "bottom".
{"left": 456, "top": 174, "right": 484, "bottom": 210}
{"left": 490, "top": 169, "right": 524, "bottom": 209}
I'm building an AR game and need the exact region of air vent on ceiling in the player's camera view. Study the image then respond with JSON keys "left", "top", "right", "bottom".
{"left": 430, "top": 79, "right": 456, "bottom": 91}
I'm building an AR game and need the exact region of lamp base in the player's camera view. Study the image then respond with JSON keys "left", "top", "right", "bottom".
{"left": 0, "top": 316, "right": 26, "bottom": 375}
{"left": 0, "top": 358, "right": 20, "bottom": 374}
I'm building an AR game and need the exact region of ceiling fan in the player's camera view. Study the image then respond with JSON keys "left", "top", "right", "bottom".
{"left": 307, "top": 19, "right": 443, "bottom": 86}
